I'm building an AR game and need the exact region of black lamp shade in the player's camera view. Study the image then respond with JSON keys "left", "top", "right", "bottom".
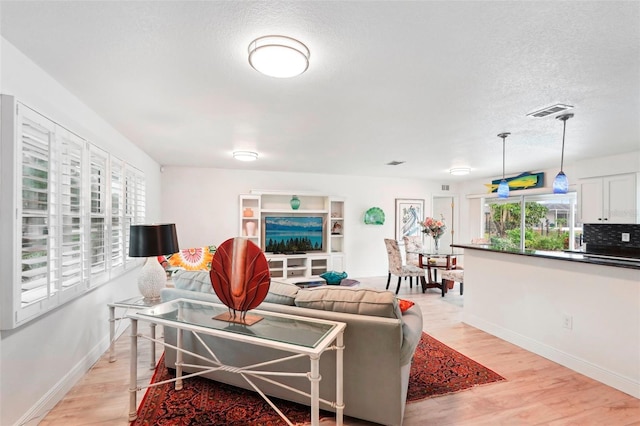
{"left": 129, "top": 224, "right": 179, "bottom": 257}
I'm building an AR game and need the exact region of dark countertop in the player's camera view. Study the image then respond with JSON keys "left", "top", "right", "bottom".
{"left": 451, "top": 244, "right": 640, "bottom": 270}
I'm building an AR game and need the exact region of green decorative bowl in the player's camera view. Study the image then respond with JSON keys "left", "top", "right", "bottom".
{"left": 320, "top": 271, "right": 348, "bottom": 285}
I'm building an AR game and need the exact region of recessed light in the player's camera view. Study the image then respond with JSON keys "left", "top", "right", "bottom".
{"left": 449, "top": 168, "right": 471, "bottom": 175}
{"left": 233, "top": 151, "right": 258, "bottom": 161}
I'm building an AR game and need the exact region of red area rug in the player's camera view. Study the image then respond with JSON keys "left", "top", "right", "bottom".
{"left": 132, "top": 332, "right": 505, "bottom": 425}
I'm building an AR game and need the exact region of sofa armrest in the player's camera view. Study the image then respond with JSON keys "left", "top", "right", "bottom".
{"left": 400, "top": 304, "right": 423, "bottom": 365}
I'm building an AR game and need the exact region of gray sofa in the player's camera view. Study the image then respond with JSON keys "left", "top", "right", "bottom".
{"left": 160, "top": 270, "right": 423, "bottom": 426}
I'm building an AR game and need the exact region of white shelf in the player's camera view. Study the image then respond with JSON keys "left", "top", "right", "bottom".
{"left": 240, "top": 192, "right": 345, "bottom": 279}
{"left": 261, "top": 208, "right": 328, "bottom": 214}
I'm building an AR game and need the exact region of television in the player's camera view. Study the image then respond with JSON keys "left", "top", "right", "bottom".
{"left": 264, "top": 216, "right": 323, "bottom": 253}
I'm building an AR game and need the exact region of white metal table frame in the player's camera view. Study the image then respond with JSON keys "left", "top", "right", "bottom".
{"left": 128, "top": 298, "right": 346, "bottom": 426}
{"left": 107, "top": 297, "right": 159, "bottom": 369}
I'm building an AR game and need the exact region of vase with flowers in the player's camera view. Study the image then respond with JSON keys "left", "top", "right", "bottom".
{"left": 421, "top": 216, "right": 446, "bottom": 253}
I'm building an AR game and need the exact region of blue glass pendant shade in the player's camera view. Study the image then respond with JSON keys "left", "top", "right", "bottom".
{"left": 553, "top": 171, "right": 569, "bottom": 194}
{"left": 497, "top": 179, "right": 510, "bottom": 198}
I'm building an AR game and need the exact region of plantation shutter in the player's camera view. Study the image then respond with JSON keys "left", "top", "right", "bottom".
{"left": 19, "top": 108, "right": 55, "bottom": 307}
{"left": 89, "top": 147, "right": 108, "bottom": 283}
{"left": 58, "top": 129, "right": 86, "bottom": 297}
{"left": 125, "top": 166, "right": 145, "bottom": 262}
{"left": 111, "top": 157, "right": 124, "bottom": 270}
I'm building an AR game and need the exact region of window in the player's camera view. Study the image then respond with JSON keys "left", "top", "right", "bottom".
{"left": 0, "top": 96, "right": 146, "bottom": 329}
{"left": 90, "top": 147, "right": 108, "bottom": 285}
{"left": 111, "top": 157, "right": 124, "bottom": 270}
{"left": 125, "top": 166, "right": 146, "bottom": 264}
{"left": 483, "top": 193, "right": 579, "bottom": 252}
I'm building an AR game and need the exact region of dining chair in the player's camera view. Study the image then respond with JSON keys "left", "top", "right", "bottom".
{"left": 384, "top": 238, "right": 424, "bottom": 294}
{"left": 403, "top": 235, "right": 424, "bottom": 287}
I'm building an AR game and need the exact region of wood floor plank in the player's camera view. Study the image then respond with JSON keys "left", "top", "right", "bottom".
{"left": 40, "top": 276, "right": 640, "bottom": 425}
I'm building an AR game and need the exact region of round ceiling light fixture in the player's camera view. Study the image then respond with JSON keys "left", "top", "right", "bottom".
{"left": 449, "top": 167, "right": 471, "bottom": 176}
{"left": 233, "top": 151, "right": 258, "bottom": 162}
{"left": 248, "top": 35, "right": 310, "bottom": 78}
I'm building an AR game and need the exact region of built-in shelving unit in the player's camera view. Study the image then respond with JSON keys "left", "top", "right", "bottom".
{"left": 239, "top": 191, "right": 345, "bottom": 281}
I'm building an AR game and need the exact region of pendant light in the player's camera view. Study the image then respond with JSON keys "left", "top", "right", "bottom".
{"left": 497, "top": 132, "right": 511, "bottom": 198}
{"left": 553, "top": 113, "right": 574, "bottom": 194}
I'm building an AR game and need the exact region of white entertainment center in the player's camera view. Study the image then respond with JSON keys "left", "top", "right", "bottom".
{"left": 239, "top": 191, "right": 345, "bottom": 281}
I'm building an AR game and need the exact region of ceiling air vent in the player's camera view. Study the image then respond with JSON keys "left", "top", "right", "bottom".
{"left": 386, "top": 160, "right": 405, "bottom": 166}
{"left": 526, "top": 104, "right": 574, "bottom": 118}
{"left": 441, "top": 185, "right": 450, "bottom": 191}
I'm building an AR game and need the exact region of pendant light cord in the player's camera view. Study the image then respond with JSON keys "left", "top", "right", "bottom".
{"left": 556, "top": 113, "right": 573, "bottom": 173}
{"left": 560, "top": 118, "right": 567, "bottom": 172}
{"left": 502, "top": 136, "right": 506, "bottom": 179}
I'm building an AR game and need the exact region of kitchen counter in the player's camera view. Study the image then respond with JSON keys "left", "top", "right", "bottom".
{"left": 458, "top": 244, "right": 639, "bottom": 398}
{"left": 451, "top": 243, "right": 640, "bottom": 270}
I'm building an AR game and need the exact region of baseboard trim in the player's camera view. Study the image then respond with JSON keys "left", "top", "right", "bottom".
{"left": 14, "top": 335, "right": 112, "bottom": 426}
{"left": 462, "top": 312, "right": 640, "bottom": 399}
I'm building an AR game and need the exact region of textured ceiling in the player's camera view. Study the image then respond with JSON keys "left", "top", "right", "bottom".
{"left": 1, "top": 1, "right": 639, "bottom": 181}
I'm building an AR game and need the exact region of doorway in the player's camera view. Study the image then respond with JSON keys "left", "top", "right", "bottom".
{"left": 432, "top": 196, "right": 456, "bottom": 252}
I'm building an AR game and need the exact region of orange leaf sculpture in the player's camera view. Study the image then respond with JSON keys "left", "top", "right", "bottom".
{"left": 209, "top": 238, "right": 271, "bottom": 322}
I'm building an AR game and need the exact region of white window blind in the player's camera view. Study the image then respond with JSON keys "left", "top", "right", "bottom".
{"left": 125, "top": 166, "right": 145, "bottom": 263}
{"left": 90, "top": 147, "right": 108, "bottom": 281}
{"left": 1, "top": 96, "right": 147, "bottom": 329}
{"left": 111, "top": 157, "right": 124, "bottom": 270}
{"left": 57, "top": 129, "right": 86, "bottom": 295}
{"left": 19, "top": 109, "right": 55, "bottom": 307}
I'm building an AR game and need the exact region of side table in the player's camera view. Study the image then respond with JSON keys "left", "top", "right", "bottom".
{"left": 108, "top": 296, "right": 161, "bottom": 369}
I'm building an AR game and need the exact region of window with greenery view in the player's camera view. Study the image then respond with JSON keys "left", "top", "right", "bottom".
{"left": 484, "top": 193, "right": 581, "bottom": 252}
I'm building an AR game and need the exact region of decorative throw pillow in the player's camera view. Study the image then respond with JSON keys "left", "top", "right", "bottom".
{"left": 165, "top": 245, "right": 217, "bottom": 271}
{"left": 397, "top": 298, "right": 415, "bottom": 313}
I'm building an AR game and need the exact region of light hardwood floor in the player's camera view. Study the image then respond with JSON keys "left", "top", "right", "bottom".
{"left": 41, "top": 276, "right": 640, "bottom": 425}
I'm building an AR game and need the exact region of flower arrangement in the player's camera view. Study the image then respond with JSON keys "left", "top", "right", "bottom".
{"left": 421, "top": 216, "right": 446, "bottom": 239}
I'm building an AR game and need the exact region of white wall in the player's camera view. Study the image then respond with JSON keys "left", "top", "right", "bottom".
{"left": 0, "top": 38, "right": 161, "bottom": 426}
{"left": 160, "top": 166, "right": 453, "bottom": 277}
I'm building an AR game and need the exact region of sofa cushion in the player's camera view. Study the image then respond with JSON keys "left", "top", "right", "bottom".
{"left": 294, "top": 287, "right": 401, "bottom": 319}
{"left": 263, "top": 280, "right": 299, "bottom": 306}
{"left": 172, "top": 270, "right": 215, "bottom": 294}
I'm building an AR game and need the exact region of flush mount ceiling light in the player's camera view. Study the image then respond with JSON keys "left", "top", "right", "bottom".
{"left": 248, "top": 35, "right": 310, "bottom": 78}
{"left": 233, "top": 151, "right": 258, "bottom": 161}
{"left": 553, "top": 113, "right": 574, "bottom": 194}
{"left": 449, "top": 167, "right": 471, "bottom": 176}
{"left": 497, "top": 132, "right": 511, "bottom": 199}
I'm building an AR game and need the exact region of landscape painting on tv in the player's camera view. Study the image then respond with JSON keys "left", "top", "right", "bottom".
{"left": 265, "top": 216, "right": 323, "bottom": 253}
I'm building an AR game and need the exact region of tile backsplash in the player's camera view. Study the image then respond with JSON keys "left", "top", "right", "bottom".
{"left": 583, "top": 223, "right": 640, "bottom": 257}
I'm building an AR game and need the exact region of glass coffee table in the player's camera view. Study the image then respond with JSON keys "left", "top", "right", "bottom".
{"left": 127, "top": 298, "right": 346, "bottom": 426}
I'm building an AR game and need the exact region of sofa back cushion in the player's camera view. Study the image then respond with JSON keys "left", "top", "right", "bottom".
{"left": 294, "top": 287, "right": 401, "bottom": 319}
{"left": 173, "top": 270, "right": 215, "bottom": 294}
{"left": 173, "top": 272, "right": 298, "bottom": 306}
{"left": 263, "top": 281, "right": 299, "bottom": 306}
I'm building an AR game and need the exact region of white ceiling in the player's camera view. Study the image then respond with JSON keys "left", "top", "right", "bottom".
{"left": 1, "top": 1, "right": 639, "bottom": 181}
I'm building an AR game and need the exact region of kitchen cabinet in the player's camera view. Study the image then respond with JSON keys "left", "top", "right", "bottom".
{"left": 578, "top": 173, "right": 637, "bottom": 223}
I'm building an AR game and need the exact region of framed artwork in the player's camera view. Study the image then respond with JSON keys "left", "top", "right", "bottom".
{"left": 395, "top": 199, "right": 424, "bottom": 239}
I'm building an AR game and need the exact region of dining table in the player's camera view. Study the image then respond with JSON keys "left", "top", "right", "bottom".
{"left": 406, "top": 250, "right": 462, "bottom": 297}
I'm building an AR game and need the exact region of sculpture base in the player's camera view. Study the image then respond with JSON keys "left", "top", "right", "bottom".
{"left": 213, "top": 312, "right": 263, "bottom": 326}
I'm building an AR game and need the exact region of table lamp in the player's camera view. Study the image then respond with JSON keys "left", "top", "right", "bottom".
{"left": 129, "top": 224, "right": 179, "bottom": 300}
